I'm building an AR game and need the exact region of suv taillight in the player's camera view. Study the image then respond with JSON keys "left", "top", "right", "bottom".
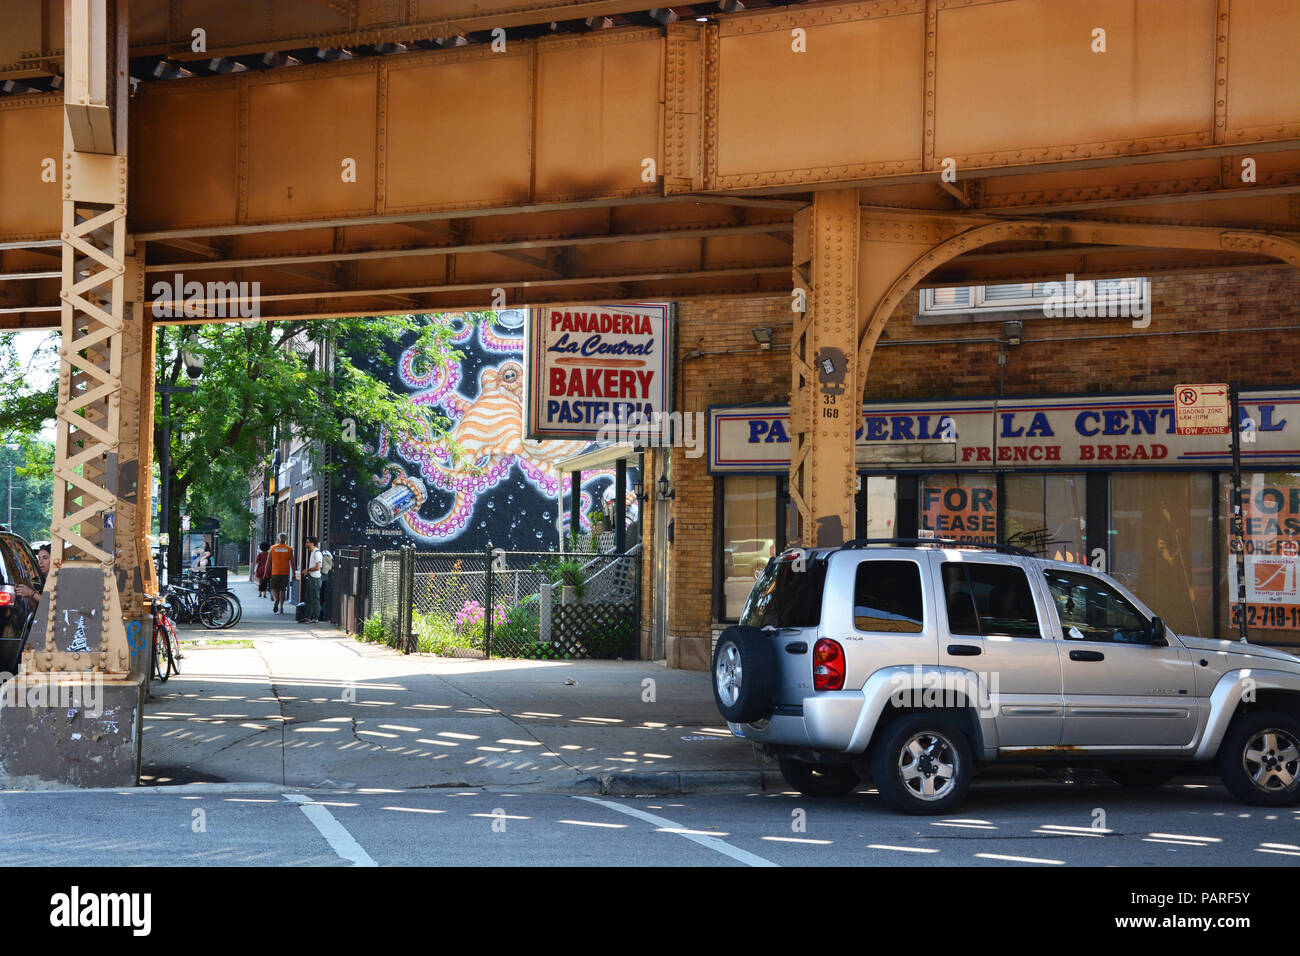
{"left": 0, "top": 586, "right": 13, "bottom": 607}
{"left": 813, "top": 638, "right": 845, "bottom": 691}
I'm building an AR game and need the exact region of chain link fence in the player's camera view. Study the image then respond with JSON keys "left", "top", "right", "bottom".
{"left": 364, "top": 546, "right": 640, "bottom": 660}
{"left": 368, "top": 549, "right": 413, "bottom": 652}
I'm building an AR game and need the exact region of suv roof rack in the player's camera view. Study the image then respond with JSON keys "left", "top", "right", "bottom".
{"left": 840, "top": 537, "right": 1033, "bottom": 557}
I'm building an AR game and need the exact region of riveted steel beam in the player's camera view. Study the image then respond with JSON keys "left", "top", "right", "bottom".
{"left": 790, "top": 189, "right": 861, "bottom": 548}
{"left": 25, "top": 0, "right": 133, "bottom": 682}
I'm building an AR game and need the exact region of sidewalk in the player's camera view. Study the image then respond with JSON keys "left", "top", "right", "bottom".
{"left": 143, "top": 578, "right": 774, "bottom": 794}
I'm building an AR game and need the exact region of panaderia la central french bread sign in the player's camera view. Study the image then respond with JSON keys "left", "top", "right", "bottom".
{"left": 525, "top": 303, "right": 673, "bottom": 440}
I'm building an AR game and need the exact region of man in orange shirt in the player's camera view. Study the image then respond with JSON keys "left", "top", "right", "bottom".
{"left": 268, "top": 532, "right": 295, "bottom": 614}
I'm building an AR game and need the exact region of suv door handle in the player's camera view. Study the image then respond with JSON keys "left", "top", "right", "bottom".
{"left": 947, "top": 644, "right": 982, "bottom": 656}
{"left": 1069, "top": 650, "right": 1105, "bottom": 662}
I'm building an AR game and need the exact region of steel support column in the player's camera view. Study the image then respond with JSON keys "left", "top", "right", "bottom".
{"left": 1, "top": 0, "right": 143, "bottom": 789}
{"left": 790, "top": 190, "right": 859, "bottom": 548}
{"left": 29, "top": 0, "right": 132, "bottom": 677}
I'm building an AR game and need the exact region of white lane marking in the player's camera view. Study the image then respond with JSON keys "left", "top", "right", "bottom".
{"left": 868, "top": 844, "right": 939, "bottom": 854}
{"left": 283, "top": 792, "right": 377, "bottom": 867}
{"left": 974, "top": 852, "right": 1064, "bottom": 865}
{"left": 573, "top": 796, "right": 777, "bottom": 867}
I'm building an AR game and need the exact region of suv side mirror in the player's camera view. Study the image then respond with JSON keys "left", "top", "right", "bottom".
{"left": 1145, "top": 616, "right": 1167, "bottom": 646}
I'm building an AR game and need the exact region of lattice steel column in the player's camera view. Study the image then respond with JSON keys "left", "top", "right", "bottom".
{"left": 789, "top": 190, "right": 860, "bottom": 548}
{"left": 24, "top": 0, "right": 132, "bottom": 676}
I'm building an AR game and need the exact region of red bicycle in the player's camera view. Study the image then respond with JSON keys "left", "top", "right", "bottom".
{"left": 146, "top": 593, "right": 181, "bottom": 682}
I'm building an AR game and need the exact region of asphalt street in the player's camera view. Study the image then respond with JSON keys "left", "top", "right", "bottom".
{"left": 0, "top": 778, "right": 1296, "bottom": 867}
{"left": 3, "top": 579, "right": 1297, "bottom": 870}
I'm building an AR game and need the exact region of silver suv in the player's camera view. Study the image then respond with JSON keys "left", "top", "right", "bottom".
{"left": 712, "top": 538, "right": 1300, "bottom": 814}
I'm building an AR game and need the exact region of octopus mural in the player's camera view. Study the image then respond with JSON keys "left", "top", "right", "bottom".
{"left": 363, "top": 312, "right": 634, "bottom": 546}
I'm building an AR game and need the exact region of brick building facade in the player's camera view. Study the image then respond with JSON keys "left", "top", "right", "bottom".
{"left": 655, "top": 267, "right": 1300, "bottom": 670}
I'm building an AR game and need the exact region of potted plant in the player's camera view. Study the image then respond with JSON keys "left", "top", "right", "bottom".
{"left": 556, "top": 558, "right": 586, "bottom": 605}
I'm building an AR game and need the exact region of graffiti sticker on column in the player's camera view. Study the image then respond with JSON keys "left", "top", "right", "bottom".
{"left": 524, "top": 303, "right": 673, "bottom": 440}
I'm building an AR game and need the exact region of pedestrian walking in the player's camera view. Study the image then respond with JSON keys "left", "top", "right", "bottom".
{"left": 269, "top": 533, "right": 295, "bottom": 614}
{"left": 318, "top": 543, "right": 334, "bottom": 623}
{"left": 301, "top": 536, "right": 323, "bottom": 624}
{"left": 254, "top": 541, "right": 271, "bottom": 597}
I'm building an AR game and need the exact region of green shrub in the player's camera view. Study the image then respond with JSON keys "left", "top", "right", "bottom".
{"left": 412, "top": 608, "right": 484, "bottom": 656}
{"left": 494, "top": 595, "right": 541, "bottom": 648}
{"left": 360, "top": 615, "right": 386, "bottom": 644}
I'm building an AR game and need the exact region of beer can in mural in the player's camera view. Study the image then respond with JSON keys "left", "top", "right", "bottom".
{"left": 368, "top": 474, "right": 427, "bottom": 526}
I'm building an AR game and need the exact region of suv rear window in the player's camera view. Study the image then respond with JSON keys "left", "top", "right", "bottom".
{"left": 942, "top": 561, "right": 1041, "bottom": 639}
{"left": 853, "top": 560, "right": 924, "bottom": 632}
{"left": 740, "top": 556, "right": 828, "bottom": 629}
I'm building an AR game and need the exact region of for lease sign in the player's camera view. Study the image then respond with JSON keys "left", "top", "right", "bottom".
{"left": 525, "top": 303, "right": 672, "bottom": 440}
{"left": 1229, "top": 478, "right": 1300, "bottom": 631}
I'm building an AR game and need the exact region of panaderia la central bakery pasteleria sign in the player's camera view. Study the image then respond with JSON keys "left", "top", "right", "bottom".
{"left": 525, "top": 303, "right": 673, "bottom": 440}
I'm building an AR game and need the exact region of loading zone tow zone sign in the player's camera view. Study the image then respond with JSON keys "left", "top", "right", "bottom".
{"left": 1175, "top": 383, "right": 1230, "bottom": 436}
{"left": 525, "top": 303, "right": 672, "bottom": 440}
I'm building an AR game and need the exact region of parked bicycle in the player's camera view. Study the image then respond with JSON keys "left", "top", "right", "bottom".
{"left": 186, "top": 569, "right": 243, "bottom": 627}
{"left": 164, "top": 580, "right": 238, "bottom": 629}
{"left": 145, "top": 593, "right": 180, "bottom": 682}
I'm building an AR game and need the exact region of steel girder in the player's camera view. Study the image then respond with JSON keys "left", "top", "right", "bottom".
{"left": 1, "top": 0, "right": 1299, "bottom": 326}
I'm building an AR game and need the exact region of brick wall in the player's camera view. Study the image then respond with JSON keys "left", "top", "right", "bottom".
{"left": 864, "top": 268, "right": 1300, "bottom": 400}
{"left": 667, "top": 298, "right": 791, "bottom": 665}
{"left": 658, "top": 267, "right": 1300, "bottom": 668}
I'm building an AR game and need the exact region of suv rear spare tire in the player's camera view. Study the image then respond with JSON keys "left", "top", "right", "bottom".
{"left": 870, "top": 713, "right": 974, "bottom": 815}
{"left": 712, "top": 626, "right": 777, "bottom": 724}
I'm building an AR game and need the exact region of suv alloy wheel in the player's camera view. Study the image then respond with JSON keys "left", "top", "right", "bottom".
{"left": 1217, "top": 710, "right": 1300, "bottom": 807}
{"left": 871, "top": 713, "right": 974, "bottom": 814}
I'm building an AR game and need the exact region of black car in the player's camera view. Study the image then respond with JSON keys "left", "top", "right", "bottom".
{"left": 0, "top": 529, "right": 42, "bottom": 676}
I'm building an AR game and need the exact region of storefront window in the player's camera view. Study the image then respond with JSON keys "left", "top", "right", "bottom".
{"left": 721, "top": 476, "right": 778, "bottom": 620}
{"left": 863, "top": 476, "right": 897, "bottom": 539}
{"left": 1004, "top": 474, "right": 1086, "bottom": 562}
{"left": 1218, "top": 472, "right": 1300, "bottom": 646}
{"left": 918, "top": 474, "right": 997, "bottom": 543}
{"left": 1111, "top": 473, "right": 1212, "bottom": 638}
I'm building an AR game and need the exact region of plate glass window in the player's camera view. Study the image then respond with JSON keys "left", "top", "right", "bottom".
{"left": 721, "top": 476, "right": 778, "bottom": 620}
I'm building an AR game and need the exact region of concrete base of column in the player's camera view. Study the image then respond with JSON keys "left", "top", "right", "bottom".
{"left": 0, "top": 674, "right": 144, "bottom": 788}
{"left": 666, "top": 634, "right": 710, "bottom": 671}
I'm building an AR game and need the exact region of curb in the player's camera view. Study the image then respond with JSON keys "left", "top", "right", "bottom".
{"left": 0, "top": 781, "right": 293, "bottom": 796}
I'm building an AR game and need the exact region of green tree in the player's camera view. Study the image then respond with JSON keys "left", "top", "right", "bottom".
{"left": 2, "top": 316, "right": 470, "bottom": 570}
{"left": 154, "top": 314, "right": 467, "bottom": 575}
{"left": 0, "top": 331, "right": 58, "bottom": 436}
{"left": 0, "top": 439, "right": 53, "bottom": 542}
{"left": 0, "top": 331, "right": 57, "bottom": 543}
